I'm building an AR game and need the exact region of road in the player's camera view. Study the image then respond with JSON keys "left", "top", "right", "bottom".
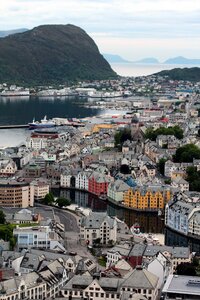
{"left": 35, "top": 203, "right": 99, "bottom": 259}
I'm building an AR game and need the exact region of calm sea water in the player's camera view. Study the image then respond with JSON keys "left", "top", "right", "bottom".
{"left": 0, "top": 63, "right": 196, "bottom": 147}
{"left": 110, "top": 62, "right": 198, "bottom": 77}
{"left": 0, "top": 96, "right": 100, "bottom": 147}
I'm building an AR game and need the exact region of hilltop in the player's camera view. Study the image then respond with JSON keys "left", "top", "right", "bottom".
{"left": 0, "top": 24, "right": 117, "bottom": 84}
{"left": 154, "top": 67, "right": 200, "bottom": 82}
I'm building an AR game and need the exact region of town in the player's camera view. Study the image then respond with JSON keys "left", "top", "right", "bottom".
{"left": 0, "top": 73, "right": 200, "bottom": 300}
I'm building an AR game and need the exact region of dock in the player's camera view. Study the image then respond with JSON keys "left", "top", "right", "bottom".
{"left": 0, "top": 124, "right": 29, "bottom": 129}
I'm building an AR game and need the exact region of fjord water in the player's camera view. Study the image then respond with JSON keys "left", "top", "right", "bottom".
{"left": 0, "top": 96, "right": 100, "bottom": 147}
{"left": 110, "top": 62, "right": 198, "bottom": 76}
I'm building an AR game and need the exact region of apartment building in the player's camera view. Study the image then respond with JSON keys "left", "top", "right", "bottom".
{"left": 0, "top": 180, "right": 34, "bottom": 208}
{"left": 123, "top": 185, "right": 171, "bottom": 211}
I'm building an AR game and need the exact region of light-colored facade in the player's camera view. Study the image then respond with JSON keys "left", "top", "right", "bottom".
{"left": 14, "top": 225, "right": 61, "bottom": 250}
{"left": 75, "top": 171, "right": 91, "bottom": 190}
{"left": 107, "top": 179, "right": 129, "bottom": 202}
{"left": 31, "top": 180, "right": 49, "bottom": 200}
{"left": 165, "top": 193, "right": 200, "bottom": 238}
{"left": 0, "top": 158, "right": 17, "bottom": 176}
{"left": 0, "top": 180, "right": 34, "bottom": 208}
{"left": 61, "top": 267, "right": 159, "bottom": 300}
{"left": 79, "top": 212, "right": 117, "bottom": 245}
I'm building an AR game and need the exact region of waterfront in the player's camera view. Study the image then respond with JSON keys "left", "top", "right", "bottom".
{"left": 57, "top": 189, "right": 165, "bottom": 234}
{"left": 0, "top": 96, "right": 100, "bottom": 147}
{"left": 110, "top": 62, "right": 200, "bottom": 77}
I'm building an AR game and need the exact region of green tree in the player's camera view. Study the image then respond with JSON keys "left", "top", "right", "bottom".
{"left": 0, "top": 210, "right": 6, "bottom": 224}
{"left": 114, "top": 128, "right": 132, "bottom": 148}
{"left": 43, "top": 192, "right": 55, "bottom": 205}
{"left": 186, "top": 166, "right": 200, "bottom": 192}
{"left": 176, "top": 262, "right": 197, "bottom": 276}
{"left": 144, "top": 125, "right": 183, "bottom": 141}
{"left": 56, "top": 197, "right": 71, "bottom": 208}
{"left": 157, "top": 158, "right": 167, "bottom": 176}
{"left": 0, "top": 224, "right": 16, "bottom": 250}
{"left": 174, "top": 144, "right": 200, "bottom": 163}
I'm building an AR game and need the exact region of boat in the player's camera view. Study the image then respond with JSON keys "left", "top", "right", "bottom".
{"left": 130, "top": 223, "right": 141, "bottom": 235}
{"left": 28, "top": 116, "right": 56, "bottom": 129}
{"left": 0, "top": 89, "right": 30, "bottom": 97}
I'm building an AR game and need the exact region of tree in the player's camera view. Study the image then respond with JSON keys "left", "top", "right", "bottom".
{"left": 186, "top": 166, "right": 200, "bottom": 192}
{"left": 174, "top": 144, "right": 200, "bottom": 163}
{"left": 43, "top": 192, "right": 55, "bottom": 205}
{"left": 0, "top": 210, "right": 6, "bottom": 224}
{"left": 144, "top": 125, "right": 183, "bottom": 141}
{"left": 176, "top": 262, "right": 197, "bottom": 276}
{"left": 157, "top": 158, "right": 167, "bottom": 176}
{"left": 0, "top": 224, "right": 16, "bottom": 250}
{"left": 56, "top": 197, "right": 71, "bottom": 208}
{"left": 114, "top": 128, "right": 132, "bottom": 148}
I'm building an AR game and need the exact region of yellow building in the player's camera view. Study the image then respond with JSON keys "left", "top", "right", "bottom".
{"left": 123, "top": 185, "right": 171, "bottom": 211}
{"left": 92, "top": 124, "right": 116, "bottom": 133}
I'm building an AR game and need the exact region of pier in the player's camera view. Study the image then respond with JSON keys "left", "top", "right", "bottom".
{"left": 0, "top": 124, "right": 29, "bottom": 129}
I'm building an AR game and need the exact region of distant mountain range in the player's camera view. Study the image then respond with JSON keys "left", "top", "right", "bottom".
{"left": 0, "top": 28, "right": 28, "bottom": 37}
{"left": 104, "top": 54, "right": 200, "bottom": 65}
{"left": 0, "top": 24, "right": 116, "bottom": 84}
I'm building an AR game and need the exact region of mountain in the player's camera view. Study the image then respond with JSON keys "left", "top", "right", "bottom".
{"left": 155, "top": 67, "right": 200, "bottom": 81}
{"left": 0, "top": 24, "right": 117, "bottom": 84}
{"left": 103, "top": 54, "right": 130, "bottom": 63}
{"left": 164, "top": 56, "right": 200, "bottom": 65}
{"left": 0, "top": 28, "right": 28, "bottom": 38}
{"left": 134, "top": 57, "right": 159, "bottom": 64}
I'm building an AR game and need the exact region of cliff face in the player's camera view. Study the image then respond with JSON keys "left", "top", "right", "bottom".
{"left": 0, "top": 24, "right": 117, "bottom": 84}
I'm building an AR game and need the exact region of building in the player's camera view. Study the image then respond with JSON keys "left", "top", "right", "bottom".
{"left": 24, "top": 163, "right": 42, "bottom": 178}
{"left": 143, "top": 245, "right": 192, "bottom": 273}
{"left": 13, "top": 225, "right": 62, "bottom": 251}
{"left": 162, "top": 275, "right": 200, "bottom": 300}
{"left": 123, "top": 185, "right": 171, "bottom": 211}
{"left": 88, "top": 171, "right": 113, "bottom": 196}
{"left": 171, "top": 177, "right": 189, "bottom": 192}
{"left": 0, "top": 158, "right": 17, "bottom": 176}
{"left": 0, "top": 259, "right": 69, "bottom": 300}
{"left": 75, "top": 171, "right": 91, "bottom": 190}
{"left": 61, "top": 266, "right": 159, "bottom": 300}
{"left": 31, "top": 180, "right": 49, "bottom": 200}
{"left": 107, "top": 179, "right": 129, "bottom": 202}
{"left": 79, "top": 212, "right": 117, "bottom": 245}
{"left": 0, "top": 180, "right": 34, "bottom": 208}
{"left": 165, "top": 193, "right": 200, "bottom": 238}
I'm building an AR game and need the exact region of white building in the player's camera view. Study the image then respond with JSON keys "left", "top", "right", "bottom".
{"left": 79, "top": 212, "right": 117, "bottom": 245}
{"left": 75, "top": 171, "right": 91, "bottom": 190}
{"left": 13, "top": 225, "right": 62, "bottom": 251}
{"left": 165, "top": 193, "right": 200, "bottom": 238}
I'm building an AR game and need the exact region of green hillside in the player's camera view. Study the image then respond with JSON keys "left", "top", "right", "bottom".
{"left": 0, "top": 24, "right": 117, "bottom": 84}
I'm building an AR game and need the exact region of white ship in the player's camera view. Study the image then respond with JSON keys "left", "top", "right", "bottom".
{"left": 0, "top": 89, "right": 30, "bottom": 97}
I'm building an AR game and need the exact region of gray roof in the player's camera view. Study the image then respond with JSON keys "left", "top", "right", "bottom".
{"left": 80, "top": 212, "right": 115, "bottom": 229}
{"left": 122, "top": 267, "right": 158, "bottom": 289}
{"left": 20, "top": 253, "right": 41, "bottom": 270}
{"left": 163, "top": 275, "right": 200, "bottom": 296}
{"left": 144, "top": 245, "right": 190, "bottom": 258}
{"left": 108, "top": 179, "right": 129, "bottom": 192}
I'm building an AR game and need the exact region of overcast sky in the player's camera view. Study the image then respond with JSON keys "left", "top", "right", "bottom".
{"left": 1, "top": 0, "right": 200, "bottom": 61}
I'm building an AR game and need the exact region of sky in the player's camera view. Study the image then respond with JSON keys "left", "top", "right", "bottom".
{"left": 1, "top": 0, "right": 200, "bottom": 61}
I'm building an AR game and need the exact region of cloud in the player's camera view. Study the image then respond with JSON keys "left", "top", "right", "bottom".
{"left": 0, "top": 0, "right": 200, "bottom": 59}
